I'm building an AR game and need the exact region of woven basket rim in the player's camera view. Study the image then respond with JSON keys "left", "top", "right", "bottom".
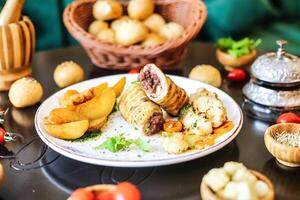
{"left": 63, "top": 0, "right": 207, "bottom": 55}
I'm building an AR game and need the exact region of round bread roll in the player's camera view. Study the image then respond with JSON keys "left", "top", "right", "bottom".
{"left": 93, "top": 0, "right": 123, "bottom": 21}
{"left": 128, "top": 0, "right": 154, "bottom": 20}
{"left": 54, "top": 61, "right": 85, "bottom": 88}
{"left": 111, "top": 16, "right": 130, "bottom": 31}
{"left": 144, "top": 14, "right": 165, "bottom": 33}
{"left": 159, "top": 22, "right": 184, "bottom": 40}
{"left": 9, "top": 77, "right": 43, "bottom": 108}
{"left": 88, "top": 20, "right": 109, "bottom": 35}
{"left": 115, "top": 19, "right": 148, "bottom": 46}
{"left": 142, "top": 33, "right": 165, "bottom": 47}
{"left": 97, "top": 28, "right": 115, "bottom": 44}
{"left": 189, "top": 65, "right": 222, "bottom": 87}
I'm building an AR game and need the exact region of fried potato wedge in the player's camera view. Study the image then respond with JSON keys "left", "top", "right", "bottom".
{"left": 112, "top": 77, "right": 126, "bottom": 97}
{"left": 92, "top": 82, "right": 108, "bottom": 96}
{"left": 87, "top": 116, "right": 107, "bottom": 131}
{"left": 75, "top": 87, "right": 116, "bottom": 120}
{"left": 44, "top": 120, "right": 89, "bottom": 139}
{"left": 59, "top": 90, "right": 79, "bottom": 107}
{"left": 44, "top": 108, "right": 88, "bottom": 125}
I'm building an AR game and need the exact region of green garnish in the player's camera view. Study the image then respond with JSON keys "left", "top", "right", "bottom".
{"left": 179, "top": 104, "right": 193, "bottom": 119}
{"left": 217, "top": 37, "right": 261, "bottom": 58}
{"left": 131, "top": 80, "right": 140, "bottom": 85}
{"left": 72, "top": 131, "right": 101, "bottom": 143}
{"left": 111, "top": 103, "right": 119, "bottom": 113}
{"left": 94, "top": 133, "right": 150, "bottom": 153}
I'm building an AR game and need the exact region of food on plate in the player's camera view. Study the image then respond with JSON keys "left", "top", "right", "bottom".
{"left": 88, "top": 20, "right": 109, "bottom": 35}
{"left": 93, "top": 0, "right": 123, "bottom": 21}
{"left": 277, "top": 112, "right": 300, "bottom": 124}
{"left": 139, "top": 63, "right": 189, "bottom": 116}
{"left": 93, "top": 82, "right": 109, "bottom": 97}
{"left": 114, "top": 19, "right": 148, "bottom": 46}
{"left": 142, "top": 33, "right": 165, "bottom": 47}
{"left": 8, "top": 77, "right": 43, "bottom": 108}
{"left": 227, "top": 69, "right": 247, "bottom": 82}
{"left": 68, "top": 182, "right": 141, "bottom": 200}
{"left": 97, "top": 28, "right": 115, "bottom": 44}
{"left": 44, "top": 108, "right": 88, "bottom": 125}
{"left": 128, "top": 0, "right": 154, "bottom": 20}
{"left": 188, "top": 65, "right": 222, "bottom": 87}
{"left": 112, "top": 76, "right": 126, "bottom": 97}
{"left": 216, "top": 37, "right": 261, "bottom": 69}
{"left": 119, "top": 83, "right": 164, "bottom": 135}
{"left": 163, "top": 119, "right": 183, "bottom": 133}
{"left": 44, "top": 120, "right": 89, "bottom": 140}
{"left": 0, "top": 162, "right": 3, "bottom": 185}
{"left": 201, "top": 161, "right": 274, "bottom": 200}
{"left": 159, "top": 22, "right": 184, "bottom": 40}
{"left": 54, "top": 61, "right": 85, "bottom": 88}
{"left": 88, "top": 117, "right": 107, "bottom": 132}
{"left": 144, "top": 13, "right": 166, "bottom": 33}
{"left": 162, "top": 132, "right": 188, "bottom": 154}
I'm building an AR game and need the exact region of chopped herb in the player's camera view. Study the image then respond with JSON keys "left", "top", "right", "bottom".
{"left": 137, "top": 154, "right": 142, "bottom": 158}
{"left": 135, "top": 138, "right": 150, "bottom": 152}
{"left": 134, "top": 127, "right": 138, "bottom": 130}
{"left": 179, "top": 104, "right": 193, "bottom": 119}
{"left": 72, "top": 131, "right": 101, "bottom": 143}
{"left": 111, "top": 103, "right": 119, "bottom": 113}
{"left": 217, "top": 37, "right": 261, "bottom": 58}
{"left": 132, "top": 80, "right": 140, "bottom": 85}
{"left": 193, "top": 121, "right": 197, "bottom": 128}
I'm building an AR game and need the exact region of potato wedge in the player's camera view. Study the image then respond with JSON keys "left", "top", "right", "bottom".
{"left": 44, "top": 120, "right": 89, "bottom": 139}
{"left": 44, "top": 108, "right": 88, "bottom": 125}
{"left": 75, "top": 87, "right": 116, "bottom": 120}
{"left": 88, "top": 116, "right": 107, "bottom": 131}
{"left": 112, "top": 77, "right": 126, "bottom": 97}
{"left": 59, "top": 90, "right": 79, "bottom": 107}
{"left": 92, "top": 82, "right": 108, "bottom": 96}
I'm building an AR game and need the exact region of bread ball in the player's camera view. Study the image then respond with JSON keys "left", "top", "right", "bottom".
{"left": 142, "top": 33, "right": 165, "bottom": 47}
{"left": 88, "top": 20, "right": 109, "bottom": 35}
{"left": 189, "top": 65, "right": 222, "bottom": 87}
{"left": 160, "top": 22, "right": 184, "bottom": 40}
{"left": 128, "top": 0, "right": 154, "bottom": 20}
{"left": 115, "top": 19, "right": 148, "bottom": 46}
{"left": 9, "top": 77, "right": 43, "bottom": 108}
{"left": 144, "top": 14, "right": 165, "bottom": 32}
{"left": 54, "top": 61, "right": 84, "bottom": 88}
{"left": 111, "top": 16, "right": 130, "bottom": 31}
{"left": 93, "top": 0, "right": 123, "bottom": 21}
{"left": 97, "top": 28, "right": 115, "bottom": 44}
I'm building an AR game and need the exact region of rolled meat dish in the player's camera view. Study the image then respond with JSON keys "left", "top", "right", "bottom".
{"left": 119, "top": 83, "right": 164, "bottom": 135}
{"left": 138, "top": 64, "right": 189, "bottom": 116}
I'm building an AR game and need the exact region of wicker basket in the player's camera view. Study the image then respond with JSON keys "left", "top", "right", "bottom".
{"left": 63, "top": 0, "right": 207, "bottom": 70}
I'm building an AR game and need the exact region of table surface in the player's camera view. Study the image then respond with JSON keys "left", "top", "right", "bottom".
{"left": 0, "top": 42, "right": 299, "bottom": 200}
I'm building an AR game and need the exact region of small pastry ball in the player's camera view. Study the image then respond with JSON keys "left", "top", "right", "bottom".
{"left": 54, "top": 61, "right": 84, "bottom": 88}
{"left": 93, "top": 0, "right": 123, "bottom": 21}
{"left": 144, "top": 14, "right": 165, "bottom": 32}
{"left": 142, "top": 33, "right": 165, "bottom": 47}
{"left": 111, "top": 16, "right": 130, "bottom": 31}
{"left": 97, "top": 28, "right": 115, "bottom": 44}
{"left": 159, "top": 22, "right": 184, "bottom": 40}
{"left": 189, "top": 65, "right": 222, "bottom": 87}
{"left": 128, "top": 0, "right": 154, "bottom": 20}
{"left": 115, "top": 19, "right": 148, "bottom": 46}
{"left": 88, "top": 20, "right": 109, "bottom": 35}
{"left": 9, "top": 77, "right": 43, "bottom": 108}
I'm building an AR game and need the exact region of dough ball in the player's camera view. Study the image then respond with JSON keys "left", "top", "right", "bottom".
{"left": 142, "top": 33, "right": 165, "bottom": 47}
{"left": 189, "top": 65, "right": 222, "bottom": 87}
{"left": 115, "top": 19, "right": 148, "bottom": 46}
{"left": 97, "top": 28, "right": 115, "bottom": 44}
{"left": 159, "top": 22, "right": 184, "bottom": 40}
{"left": 111, "top": 16, "right": 130, "bottom": 31}
{"left": 54, "top": 61, "right": 84, "bottom": 88}
{"left": 144, "top": 13, "right": 165, "bottom": 32}
{"left": 88, "top": 20, "right": 109, "bottom": 35}
{"left": 128, "top": 0, "right": 154, "bottom": 20}
{"left": 203, "top": 168, "right": 229, "bottom": 192}
{"left": 93, "top": 0, "right": 123, "bottom": 21}
{"left": 9, "top": 77, "right": 43, "bottom": 108}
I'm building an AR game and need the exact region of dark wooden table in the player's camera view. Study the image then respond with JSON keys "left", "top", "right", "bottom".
{"left": 0, "top": 42, "right": 299, "bottom": 200}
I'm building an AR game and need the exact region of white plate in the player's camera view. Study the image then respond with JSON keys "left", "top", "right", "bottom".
{"left": 35, "top": 74, "right": 243, "bottom": 167}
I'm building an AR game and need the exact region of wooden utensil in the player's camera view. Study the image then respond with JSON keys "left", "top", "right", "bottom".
{"left": 0, "top": 0, "right": 24, "bottom": 26}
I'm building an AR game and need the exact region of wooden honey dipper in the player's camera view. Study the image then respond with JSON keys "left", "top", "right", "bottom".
{"left": 0, "top": 0, "right": 25, "bottom": 25}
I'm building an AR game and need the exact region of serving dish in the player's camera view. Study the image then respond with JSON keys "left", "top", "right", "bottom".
{"left": 35, "top": 74, "right": 242, "bottom": 167}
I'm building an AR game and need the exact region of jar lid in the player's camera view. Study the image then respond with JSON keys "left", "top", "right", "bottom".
{"left": 250, "top": 40, "right": 300, "bottom": 84}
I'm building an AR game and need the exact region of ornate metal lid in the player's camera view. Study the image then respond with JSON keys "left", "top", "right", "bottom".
{"left": 250, "top": 40, "right": 300, "bottom": 84}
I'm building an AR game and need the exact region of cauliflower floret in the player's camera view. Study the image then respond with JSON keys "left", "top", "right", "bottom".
{"left": 224, "top": 161, "right": 247, "bottom": 177}
{"left": 255, "top": 180, "right": 269, "bottom": 198}
{"left": 162, "top": 132, "right": 188, "bottom": 154}
{"left": 203, "top": 168, "right": 229, "bottom": 192}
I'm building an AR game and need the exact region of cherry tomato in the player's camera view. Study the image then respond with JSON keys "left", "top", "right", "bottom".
{"left": 277, "top": 112, "right": 300, "bottom": 124}
{"left": 163, "top": 119, "right": 183, "bottom": 132}
{"left": 227, "top": 69, "right": 247, "bottom": 81}
{"left": 0, "top": 128, "right": 5, "bottom": 144}
{"left": 70, "top": 188, "right": 94, "bottom": 200}
{"left": 95, "top": 191, "right": 114, "bottom": 200}
{"left": 128, "top": 69, "right": 140, "bottom": 74}
{"left": 115, "top": 182, "right": 141, "bottom": 200}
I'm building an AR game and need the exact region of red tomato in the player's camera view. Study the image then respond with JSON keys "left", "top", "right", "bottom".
{"left": 70, "top": 188, "right": 94, "bottom": 200}
{"left": 277, "top": 112, "right": 300, "bottom": 124}
{"left": 227, "top": 69, "right": 247, "bottom": 81}
{"left": 0, "top": 128, "right": 5, "bottom": 144}
{"left": 128, "top": 69, "right": 140, "bottom": 74}
{"left": 114, "top": 182, "right": 141, "bottom": 200}
{"left": 95, "top": 191, "right": 114, "bottom": 200}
